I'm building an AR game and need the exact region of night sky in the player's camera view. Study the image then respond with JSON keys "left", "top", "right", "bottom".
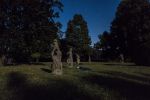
{"left": 58, "top": 0, "right": 121, "bottom": 44}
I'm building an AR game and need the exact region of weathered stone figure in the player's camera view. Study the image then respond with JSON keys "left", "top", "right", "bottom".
{"left": 67, "top": 48, "right": 73, "bottom": 68}
{"left": 51, "top": 39, "right": 62, "bottom": 75}
{"left": 120, "top": 53, "right": 124, "bottom": 63}
{"left": 76, "top": 54, "right": 80, "bottom": 65}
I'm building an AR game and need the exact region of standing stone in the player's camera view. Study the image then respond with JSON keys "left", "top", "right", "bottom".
{"left": 51, "top": 39, "right": 62, "bottom": 75}
{"left": 76, "top": 54, "right": 80, "bottom": 65}
{"left": 119, "top": 54, "right": 124, "bottom": 63}
{"left": 67, "top": 48, "right": 73, "bottom": 68}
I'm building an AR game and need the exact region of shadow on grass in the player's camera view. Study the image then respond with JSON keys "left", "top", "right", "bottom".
{"left": 138, "top": 73, "right": 150, "bottom": 77}
{"left": 104, "top": 63, "right": 136, "bottom": 67}
{"left": 6, "top": 72, "right": 98, "bottom": 100}
{"left": 99, "top": 71, "right": 150, "bottom": 83}
{"left": 78, "top": 66, "right": 92, "bottom": 72}
{"left": 30, "top": 62, "right": 46, "bottom": 65}
{"left": 81, "top": 72, "right": 150, "bottom": 100}
{"left": 40, "top": 68, "right": 52, "bottom": 73}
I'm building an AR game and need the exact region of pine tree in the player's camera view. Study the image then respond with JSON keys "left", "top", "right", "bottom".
{"left": 96, "top": 31, "right": 112, "bottom": 61}
{"left": 66, "top": 14, "right": 91, "bottom": 61}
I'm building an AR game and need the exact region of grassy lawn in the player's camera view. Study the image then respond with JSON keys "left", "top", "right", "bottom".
{"left": 0, "top": 62, "right": 150, "bottom": 100}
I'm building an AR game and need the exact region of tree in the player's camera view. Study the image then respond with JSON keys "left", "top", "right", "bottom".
{"left": 95, "top": 31, "right": 112, "bottom": 61}
{"left": 110, "top": 0, "right": 150, "bottom": 65}
{"left": 0, "top": 0, "right": 27, "bottom": 63}
{"left": 0, "top": 0, "right": 63, "bottom": 64}
{"left": 65, "top": 14, "right": 91, "bottom": 62}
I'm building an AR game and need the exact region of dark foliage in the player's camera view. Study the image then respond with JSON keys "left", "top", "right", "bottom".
{"left": 0, "top": 0, "right": 63, "bottom": 64}
{"left": 110, "top": 0, "right": 150, "bottom": 65}
{"left": 65, "top": 14, "right": 91, "bottom": 61}
{"left": 94, "top": 31, "right": 112, "bottom": 61}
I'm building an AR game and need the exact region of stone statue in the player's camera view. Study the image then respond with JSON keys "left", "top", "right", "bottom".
{"left": 76, "top": 54, "right": 80, "bottom": 65}
{"left": 67, "top": 48, "right": 73, "bottom": 68}
{"left": 51, "top": 39, "right": 62, "bottom": 75}
{"left": 119, "top": 53, "right": 124, "bottom": 63}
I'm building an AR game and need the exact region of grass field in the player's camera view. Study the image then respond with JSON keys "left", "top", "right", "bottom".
{"left": 0, "top": 62, "right": 150, "bottom": 100}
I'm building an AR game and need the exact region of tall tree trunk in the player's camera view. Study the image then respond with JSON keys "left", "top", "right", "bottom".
{"left": 67, "top": 48, "right": 73, "bottom": 68}
{"left": 1, "top": 55, "right": 7, "bottom": 66}
{"left": 36, "top": 58, "right": 39, "bottom": 63}
{"left": 0, "top": 57, "right": 2, "bottom": 66}
{"left": 88, "top": 55, "right": 91, "bottom": 63}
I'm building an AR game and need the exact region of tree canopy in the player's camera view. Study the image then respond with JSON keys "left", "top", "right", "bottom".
{"left": 110, "top": 0, "right": 150, "bottom": 65}
{"left": 65, "top": 14, "right": 91, "bottom": 61}
{"left": 0, "top": 0, "right": 63, "bottom": 63}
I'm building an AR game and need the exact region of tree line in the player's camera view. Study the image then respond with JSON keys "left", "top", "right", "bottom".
{"left": 1, "top": 0, "right": 150, "bottom": 66}
{"left": 0, "top": 0, "right": 92, "bottom": 65}
{"left": 95, "top": 0, "right": 150, "bottom": 65}
{"left": 0, "top": 0, "right": 63, "bottom": 65}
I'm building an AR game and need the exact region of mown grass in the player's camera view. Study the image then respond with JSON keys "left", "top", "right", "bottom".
{"left": 0, "top": 62, "right": 150, "bottom": 100}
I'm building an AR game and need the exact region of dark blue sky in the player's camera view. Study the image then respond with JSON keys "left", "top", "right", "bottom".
{"left": 58, "top": 0, "right": 121, "bottom": 44}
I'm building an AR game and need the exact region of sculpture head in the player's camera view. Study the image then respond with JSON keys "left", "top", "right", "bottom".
{"left": 52, "top": 39, "right": 59, "bottom": 49}
{"left": 53, "top": 39, "right": 58, "bottom": 44}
